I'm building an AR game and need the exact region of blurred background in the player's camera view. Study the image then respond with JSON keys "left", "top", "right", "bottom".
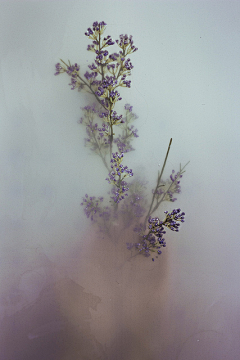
{"left": 0, "top": 1, "right": 240, "bottom": 359}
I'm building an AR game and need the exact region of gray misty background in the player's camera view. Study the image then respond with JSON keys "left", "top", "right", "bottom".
{"left": 0, "top": 1, "right": 240, "bottom": 359}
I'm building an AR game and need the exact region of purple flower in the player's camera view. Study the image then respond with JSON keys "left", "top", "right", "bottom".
{"left": 106, "top": 152, "right": 133, "bottom": 203}
{"left": 103, "top": 35, "right": 115, "bottom": 46}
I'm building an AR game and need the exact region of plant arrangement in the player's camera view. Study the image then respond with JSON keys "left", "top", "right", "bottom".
{"left": 55, "top": 21, "right": 189, "bottom": 261}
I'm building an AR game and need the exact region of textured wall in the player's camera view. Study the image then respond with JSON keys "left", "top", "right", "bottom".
{"left": 1, "top": 1, "right": 240, "bottom": 359}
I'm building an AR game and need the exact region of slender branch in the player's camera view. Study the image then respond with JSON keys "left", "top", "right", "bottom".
{"left": 149, "top": 161, "right": 189, "bottom": 216}
{"left": 144, "top": 138, "right": 172, "bottom": 226}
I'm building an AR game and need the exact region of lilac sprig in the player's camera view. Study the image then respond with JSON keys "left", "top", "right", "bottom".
{"left": 55, "top": 21, "right": 138, "bottom": 159}
{"left": 106, "top": 152, "right": 133, "bottom": 203}
{"left": 84, "top": 21, "right": 138, "bottom": 144}
{"left": 128, "top": 209, "right": 185, "bottom": 261}
{"left": 144, "top": 137, "right": 189, "bottom": 227}
{"left": 151, "top": 162, "right": 189, "bottom": 211}
{"left": 55, "top": 21, "right": 189, "bottom": 262}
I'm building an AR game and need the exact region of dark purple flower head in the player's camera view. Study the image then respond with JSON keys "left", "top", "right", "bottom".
{"left": 163, "top": 208, "right": 185, "bottom": 231}
{"left": 85, "top": 21, "right": 107, "bottom": 37}
{"left": 111, "top": 110, "right": 123, "bottom": 124}
{"left": 124, "top": 58, "right": 134, "bottom": 71}
{"left": 103, "top": 35, "right": 115, "bottom": 46}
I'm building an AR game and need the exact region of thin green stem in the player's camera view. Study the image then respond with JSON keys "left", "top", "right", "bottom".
{"left": 144, "top": 138, "right": 172, "bottom": 227}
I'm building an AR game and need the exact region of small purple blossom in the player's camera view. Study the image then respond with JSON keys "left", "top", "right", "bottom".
{"left": 124, "top": 58, "right": 134, "bottom": 71}
{"left": 85, "top": 21, "right": 107, "bottom": 37}
{"left": 54, "top": 63, "right": 63, "bottom": 75}
{"left": 103, "top": 35, "right": 115, "bottom": 46}
{"left": 111, "top": 110, "right": 123, "bottom": 124}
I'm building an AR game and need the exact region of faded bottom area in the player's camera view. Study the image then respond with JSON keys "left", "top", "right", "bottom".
{"left": 0, "top": 226, "right": 239, "bottom": 360}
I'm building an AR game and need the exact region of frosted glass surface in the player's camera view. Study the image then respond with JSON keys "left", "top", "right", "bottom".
{"left": 1, "top": 1, "right": 240, "bottom": 359}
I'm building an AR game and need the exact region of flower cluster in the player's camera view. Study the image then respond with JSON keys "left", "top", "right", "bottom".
{"left": 127, "top": 220, "right": 166, "bottom": 260}
{"left": 163, "top": 208, "right": 185, "bottom": 229}
{"left": 106, "top": 152, "right": 133, "bottom": 203}
{"left": 128, "top": 209, "right": 185, "bottom": 261}
{"left": 85, "top": 21, "right": 107, "bottom": 37}
{"left": 78, "top": 102, "right": 139, "bottom": 172}
{"left": 116, "top": 34, "right": 138, "bottom": 53}
{"left": 80, "top": 194, "right": 104, "bottom": 221}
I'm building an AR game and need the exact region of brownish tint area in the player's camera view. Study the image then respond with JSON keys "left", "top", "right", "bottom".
{"left": 59, "top": 224, "right": 171, "bottom": 359}
{"left": 0, "top": 224, "right": 171, "bottom": 359}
